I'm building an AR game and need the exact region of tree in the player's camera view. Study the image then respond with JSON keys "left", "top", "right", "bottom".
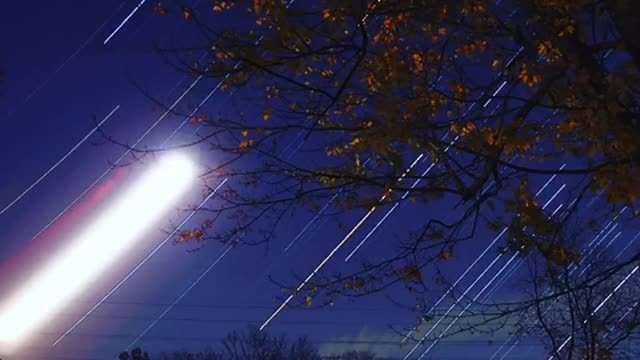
{"left": 517, "top": 247, "right": 640, "bottom": 359}
{"left": 118, "top": 0, "right": 640, "bottom": 357}
{"left": 150, "top": 327, "right": 320, "bottom": 360}
{"left": 217, "top": 327, "right": 320, "bottom": 360}
{"left": 155, "top": 349, "right": 223, "bottom": 360}
{"left": 324, "top": 350, "right": 377, "bottom": 360}
{"left": 119, "top": 347, "right": 152, "bottom": 360}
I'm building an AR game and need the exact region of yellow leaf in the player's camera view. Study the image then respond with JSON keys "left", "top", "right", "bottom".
{"left": 263, "top": 109, "right": 272, "bottom": 121}
{"left": 305, "top": 296, "right": 313, "bottom": 308}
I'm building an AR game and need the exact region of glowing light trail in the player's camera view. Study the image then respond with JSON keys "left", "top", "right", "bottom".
{"left": 342, "top": 39, "right": 523, "bottom": 265}
{"left": 344, "top": 160, "right": 435, "bottom": 262}
{"left": 30, "top": 73, "right": 205, "bottom": 243}
{"left": 402, "top": 181, "right": 566, "bottom": 358}
{"left": 0, "top": 105, "right": 120, "bottom": 218}
{"left": 259, "top": 154, "right": 424, "bottom": 331}
{"left": 32, "top": 0, "right": 292, "bottom": 244}
{"left": 548, "top": 265, "right": 639, "bottom": 360}
{"left": 416, "top": 252, "right": 520, "bottom": 359}
{"left": 52, "top": 179, "right": 227, "bottom": 346}
{"left": 401, "top": 166, "right": 566, "bottom": 344}
{"left": 0, "top": 152, "right": 197, "bottom": 352}
{"left": 103, "top": 0, "right": 147, "bottom": 45}
{"left": 488, "top": 218, "right": 633, "bottom": 360}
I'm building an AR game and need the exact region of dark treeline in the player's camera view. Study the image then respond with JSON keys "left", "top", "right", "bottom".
{"left": 118, "top": 328, "right": 378, "bottom": 360}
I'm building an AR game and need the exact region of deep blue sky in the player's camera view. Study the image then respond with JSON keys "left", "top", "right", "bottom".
{"left": 0, "top": 1, "right": 621, "bottom": 360}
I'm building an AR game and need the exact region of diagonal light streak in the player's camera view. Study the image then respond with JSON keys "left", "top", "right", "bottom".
{"left": 259, "top": 154, "right": 423, "bottom": 331}
{"left": 121, "top": 245, "right": 233, "bottom": 354}
{"left": 495, "top": 231, "right": 639, "bottom": 360}
{"left": 403, "top": 179, "right": 566, "bottom": 356}
{"left": 52, "top": 178, "right": 228, "bottom": 346}
{"left": 103, "top": 0, "right": 147, "bottom": 45}
{"left": 488, "top": 220, "right": 634, "bottom": 360}
{"left": 344, "top": 84, "right": 516, "bottom": 264}
{"left": 401, "top": 229, "right": 508, "bottom": 344}
{"left": 344, "top": 155, "right": 429, "bottom": 261}
{"left": 29, "top": 74, "right": 204, "bottom": 243}
{"left": 479, "top": 203, "right": 565, "bottom": 303}
{"left": 403, "top": 249, "right": 508, "bottom": 359}
{"left": 416, "top": 252, "right": 520, "bottom": 359}
{"left": 401, "top": 166, "right": 566, "bottom": 344}
{"left": 548, "top": 265, "right": 639, "bottom": 360}
{"left": 0, "top": 152, "right": 197, "bottom": 352}
{"left": 0, "top": 105, "right": 120, "bottom": 218}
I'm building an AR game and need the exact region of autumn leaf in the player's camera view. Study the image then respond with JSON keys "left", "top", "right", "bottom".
{"left": 183, "top": 8, "right": 192, "bottom": 20}
{"left": 263, "top": 109, "right": 272, "bottom": 121}
{"left": 440, "top": 251, "right": 453, "bottom": 260}
{"left": 305, "top": 296, "right": 312, "bottom": 308}
{"left": 239, "top": 139, "right": 254, "bottom": 150}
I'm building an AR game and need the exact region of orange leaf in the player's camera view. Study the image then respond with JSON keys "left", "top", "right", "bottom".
{"left": 153, "top": 4, "right": 167, "bottom": 16}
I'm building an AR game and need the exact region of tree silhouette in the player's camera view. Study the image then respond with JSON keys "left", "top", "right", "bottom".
{"left": 520, "top": 248, "right": 640, "bottom": 359}
{"left": 112, "top": 0, "right": 640, "bottom": 357}
{"left": 119, "top": 347, "right": 152, "bottom": 360}
{"left": 151, "top": 327, "right": 364, "bottom": 360}
{"left": 324, "top": 351, "right": 377, "bottom": 360}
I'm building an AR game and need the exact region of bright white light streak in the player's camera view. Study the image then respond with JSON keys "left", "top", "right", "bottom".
{"left": 403, "top": 250, "right": 507, "bottom": 360}
{"left": 103, "top": 0, "right": 147, "bottom": 45}
{"left": 260, "top": 154, "right": 425, "bottom": 330}
{"left": 490, "top": 221, "right": 633, "bottom": 360}
{"left": 417, "top": 252, "right": 520, "bottom": 359}
{"left": 260, "top": 205, "right": 380, "bottom": 331}
{"left": 344, "top": 157, "right": 430, "bottom": 262}
{"left": 0, "top": 105, "right": 120, "bottom": 218}
{"left": 52, "top": 178, "right": 227, "bottom": 347}
{"left": 404, "top": 181, "right": 565, "bottom": 355}
{"left": 401, "top": 228, "right": 507, "bottom": 344}
{"left": 344, "top": 52, "right": 512, "bottom": 265}
{"left": 402, "top": 170, "right": 565, "bottom": 344}
{"left": 30, "top": 74, "right": 205, "bottom": 242}
{"left": 548, "top": 265, "right": 639, "bottom": 360}
{"left": 122, "top": 245, "right": 233, "bottom": 354}
{"left": 33, "top": 0, "right": 289, "bottom": 243}
{"left": 613, "top": 231, "right": 640, "bottom": 262}
{"left": 0, "top": 152, "right": 197, "bottom": 351}
{"left": 483, "top": 81, "right": 507, "bottom": 108}
{"left": 480, "top": 202, "right": 564, "bottom": 303}
{"left": 535, "top": 164, "right": 566, "bottom": 197}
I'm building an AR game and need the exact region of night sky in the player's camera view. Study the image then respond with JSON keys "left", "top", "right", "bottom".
{"left": 0, "top": 1, "right": 637, "bottom": 360}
